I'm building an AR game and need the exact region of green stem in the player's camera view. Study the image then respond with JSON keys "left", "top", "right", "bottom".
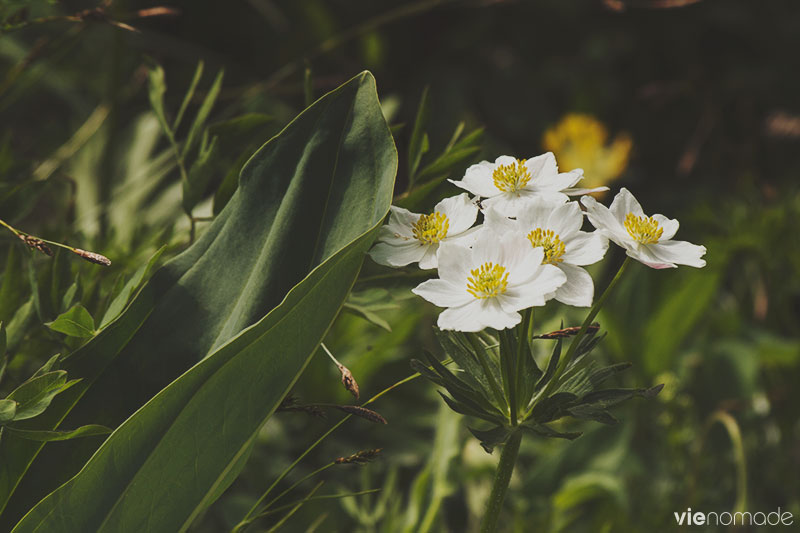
{"left": 480, "top": 430, "right": 522, "bottom": 533}
{"left": 232, "top": 360, "right": 452, "bottom": 532}
{"left": 513, "top": 309, "right": 532, "bottom": 423}
{"left": 553, "top": 257, "right": 632, "bottom": 385}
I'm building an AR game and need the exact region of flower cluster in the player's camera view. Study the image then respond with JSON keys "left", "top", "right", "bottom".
{"left": 370, "top": 152, "right": 706, "bottom": 332}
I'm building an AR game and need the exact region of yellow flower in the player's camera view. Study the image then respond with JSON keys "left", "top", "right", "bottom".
{"left": 542, "top": 113, "right": 632, "bottom": 192}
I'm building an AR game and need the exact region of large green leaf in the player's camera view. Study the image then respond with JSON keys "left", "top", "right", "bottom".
{"left": 2, "top": 71, "right": 396, "bottom": 529}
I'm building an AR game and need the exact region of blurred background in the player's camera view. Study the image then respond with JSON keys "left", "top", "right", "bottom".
{"left": 1, "top": 0, "right": 799, "bottom": 531}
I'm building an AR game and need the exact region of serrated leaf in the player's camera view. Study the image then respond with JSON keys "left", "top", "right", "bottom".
{"left": 567, "top": 405, "right": 619, "bottom": 425}
{"left": 438, "top": 393, "right": 498, "bottom": 424}
{"left": 521, "top": 422, "right": 582, "bottom": 440}
{"left": 467, "top": 425, "right": 510, "bottom": 453}
{"left": 535, "top": 337, "right": 562, "bottom": 392}
{"left": 46, "top": 304, "right": 96, "bottom": 338}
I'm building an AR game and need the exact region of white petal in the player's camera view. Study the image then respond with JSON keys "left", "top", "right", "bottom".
{"left": 412, "top": 279, "right": 472, "bottom": 307}
{"left": 449, "top": 160, "right": 498, "bottom": 198}
{"left": 508, "top": 263, "right": 567, "bottom": 307}
{"left": 514, "top": 197, "right": 567, "bottom": 233}
{"left": 437, "top": 300, "right": 519, "bottom": 332}
{"left": 609, "top": 187, "right": 645, "bottom": 219}
{"left": 418, "top": 245, "right": 439, "bottom": 269}
{"left": 435, "top": 193, "right": 479, "bottom": 235}
{"left": 562, "top": 231, "right": 609, "bottom": 266}
{"left": 369, "top": 241, "right": 427, "bottom": 267}
{"left": 581, "top": 195, "right": 631, "bottom": 248}
{"left": 377, "top": 224, "right": 415, "bottom": 246}
{"left": 470, "top": 299, "right": 522, "bottom": 331}
{"left": 524, "top": 152, "right": 558, "bottom": 179}
{"left": 483, "top": 190, "right": 554, "bottom": 217}
{"left": 483, "top": 204, "right": 520, "bottom": 235}
{"left": 564, "top": 186, "right": 610, "bottom": 196}
{"left": 492, "top": 233, "right": 543, "bottom": 276}
{"left": 386, "top": 205, "right": 420, "bottom": 232}
{"left": 554, "top": 264, "right": 594, "bottom": 307}
{"left": 645, "top": 240, "right": 707, "bottom": 268}
{"left": 494, "top": 154, "right": 519, "bottom": 167}
{"left": 653, "top": 214, "right": 679, "bottom": 241}
{"left": 625, "top": 245, "right": 677, "bottom": 269}
{"left": 435, "top": 240, "right": 472, "bottom": 284}
{"left": 444, "top": 225, "right": 484, "bottom": 248}
{"left": 531, "top": 169, "right": 582, "bottom": 192}
{"left": 545, "top": 200, "right": 584, "bottom": 237}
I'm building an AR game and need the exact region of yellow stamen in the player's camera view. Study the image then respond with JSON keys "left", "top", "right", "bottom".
{"left": 492, "top": 158, "right": 532, "bottom": 193}
{"left": 412, "top": 212, "right": 449, "bottom": 244}
{"left": 527, "top": 228, "right": 566, "bottom": 264}
{"left": 466, "top": 262, "right": 509, "bottom": 299}
{"left": 624, "top": 212, "right": 663, "bottom": 244}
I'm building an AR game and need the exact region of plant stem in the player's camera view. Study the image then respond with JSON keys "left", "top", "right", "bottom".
{"left": 554, "top": 256, "right": 632, "bottom": 384}
{"left": 513, "top": 309, "right": 532, "bottom": 423}
{"left": 480, "top": 430, "right": 522, "bottom": 533}
{"left": 232, "top": 360, "right": 452, "bottom": 532}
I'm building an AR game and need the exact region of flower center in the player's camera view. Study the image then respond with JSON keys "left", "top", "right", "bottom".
{"left": 624, "top": 212, "right": 663, "bottom": 244}
{"left": 492, "top": 158, "right": 532, "bottom": 193}
{"left": 412, "top": 212, "right": 449, "bottom": 244}
{"left": 466, "top": 262, "right": 509, "bottom": 299}
{"left": 527, "top": 228, "right": 566, "bottom": 264}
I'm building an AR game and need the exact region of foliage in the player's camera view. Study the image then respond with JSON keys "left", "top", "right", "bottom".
{"left": 0, "top": 0, "right": 798, "bottom": 531}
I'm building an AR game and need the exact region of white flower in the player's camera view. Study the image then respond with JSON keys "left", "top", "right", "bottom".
{"left": 369, "top": 193, "right": 479, "bottom": 269}
{"left": 449, "top": 152, "right": 608, "bottom": 216}
{"left": 411, "top": 231, "right": 566, "bottom": 332}
{"left": 581, "top": 188, "right": 707, "bottom": 269}
{"left": 484, "top": 198, "right": 608, "bottom": 307}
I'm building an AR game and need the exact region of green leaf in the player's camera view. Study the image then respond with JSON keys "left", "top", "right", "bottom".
{"left": 46, "top": 304, "right": 96, "bottom": 338}
{"left": 147, "top": 63, "right": 171, "bottom": 139}
{"left": 535, "top": 337, "right": 563, "bottom": 392}
{"left": 99, "top": 247, "right": 166, "bottom": 329}
{"left": 3, "top": 425, "right": 110, "bottom": 442}
{"left": 6, "top": 372, "right": 76, "bottom": 421}
{"left": 173, "top": 61, "right": 204, "bottom": 132}
{"left": 415, "top": 146, "right": 481, "bottom": 183}
{"left": 182, "top": 130, "right": 219, "bottom": 212}
{"left": 7, "top": 71, "right": 396, "bottom": 532}
{"left": 468, "top": 425, "right": 510, "bottom": 453}
{"left": 0, "top": 322, "right": 6, "bottom": 385}
{"left": 0, "top": 400, "right": 17, "bottom": 424}
{"left": 521, "top": 422, "right": 582, "bottom": 441}
{"left": 407, "top": 86, "right": 430, "bottom": 184}
{"left": 182, "top": 69, "right": 224, "bottom": 158}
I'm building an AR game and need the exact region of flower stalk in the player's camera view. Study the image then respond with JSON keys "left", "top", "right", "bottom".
{"left": 480, "top": 430, "right": 523, "bottom": 533}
